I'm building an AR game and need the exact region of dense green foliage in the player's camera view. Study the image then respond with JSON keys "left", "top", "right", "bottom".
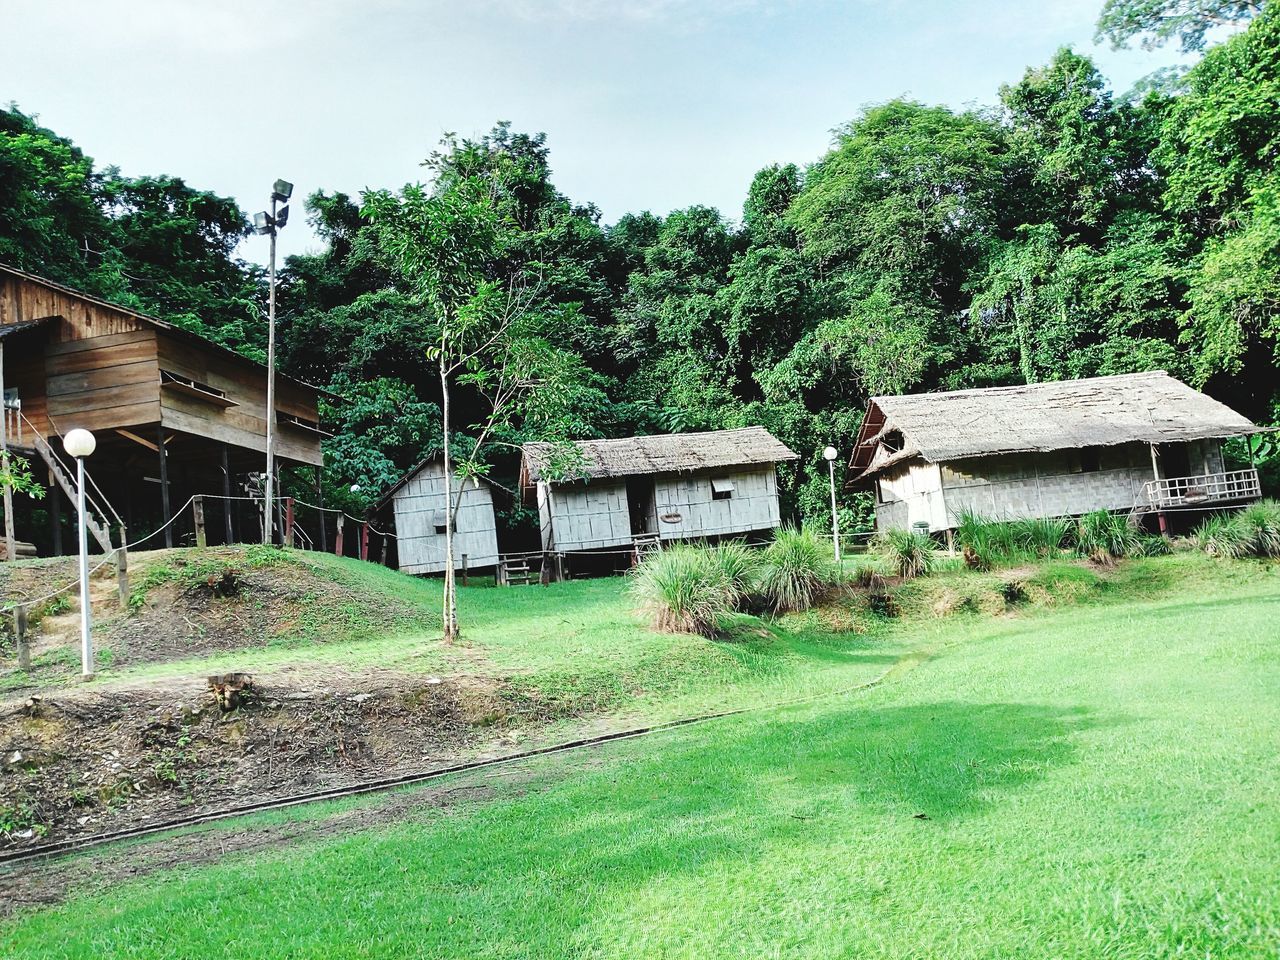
{"left": 2, "top": 4, "right": 1278, "bottom": 535}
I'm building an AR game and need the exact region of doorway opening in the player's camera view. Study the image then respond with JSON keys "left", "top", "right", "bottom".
{"left": 626, "top": 477, "right": 656, "bottom": 537}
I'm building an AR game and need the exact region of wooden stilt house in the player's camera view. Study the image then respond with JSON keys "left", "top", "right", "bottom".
{"left": 0, "top": 264, "right": 325, "bottom": 554}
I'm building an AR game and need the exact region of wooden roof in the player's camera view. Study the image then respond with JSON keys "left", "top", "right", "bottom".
{"left": 851, "top": 371, "right": 1260, "bottom": 479}
{"left": 522, "top": 426, "right": 798, "bottom": 486}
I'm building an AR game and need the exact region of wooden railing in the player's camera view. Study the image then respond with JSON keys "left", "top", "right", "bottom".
{"left": 1142, "top": 469, "right": 1261, "bottom": 508}
{"left": 3, "top": 394, "right": 21, "bottom": 448}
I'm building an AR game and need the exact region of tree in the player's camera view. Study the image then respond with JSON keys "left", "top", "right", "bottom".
{"left": 365, "top": 131, "right": 594, "bottom": 640}
{"left": 1095, "top": 0, "right": 1262, "bottom": 52}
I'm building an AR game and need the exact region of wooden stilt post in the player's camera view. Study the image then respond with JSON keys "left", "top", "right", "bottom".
{"left": 15, "top": 603, "right": 29, "bottom": 671}
{"left": 380, "top": 534, "right": 388, "bottom": 567}
{"left": 315, "top": 467, "right": 327, "bottom": 553}
{"left": 157, "top": 425, "right": 172, "bottom": 548}
{"left": 115, "top": 530, "right": 130, "bottom": 609}
{"left": 284, "top": 497, "right": 295, "bottom": 548}
{"left": 49, "top": 478, "right": 62, "bottom": 556}
{"left": 461, "top": 553, "right": 469, "bottom": 587}
{"left": 334, "top": 518, "right": 344, "bottom": 557}
{"left": 359, "top": 521, "right": 369, "bottom": 562}
{"left": 222, "top": 445, "right": 234, "bottom": 545}
{"left": 193, "top": 495, "right": 207, "bottom": 548}
{"left": 0, "top": 340, "right": 15, "bottom": 563}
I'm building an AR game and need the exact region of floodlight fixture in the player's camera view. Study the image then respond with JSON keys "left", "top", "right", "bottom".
{"left": 253, "top": 211, "right": 272, "bottom": 235}
{"left": 272, "top": 179, "right": 293, "bottom": 202}
{"left": 275, "top": 205, "right": 289, "bottom": 228}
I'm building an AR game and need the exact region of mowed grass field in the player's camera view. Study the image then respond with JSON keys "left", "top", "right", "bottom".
{"left": 3, "top": 559, "right": 1278, "bottom": 958}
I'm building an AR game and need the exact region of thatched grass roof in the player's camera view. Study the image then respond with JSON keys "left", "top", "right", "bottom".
{"left": 851, "top": 371, "right": 1260, "bottom": 479}
{"left": 522, "top": 426, "right": 797, "bottom": 485}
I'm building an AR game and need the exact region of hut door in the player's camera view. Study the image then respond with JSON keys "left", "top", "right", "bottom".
{"left": 626, "top": 477, "right": 656, "bottom": 536}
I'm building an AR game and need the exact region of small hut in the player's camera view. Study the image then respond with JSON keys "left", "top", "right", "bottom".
{"left": 520, "top": 427, "right": 798, "bottom": 563}
{"left": 373, "top": 457, "right": 500, "bottom": 576}
{"left": 849, "top": 371, "right": 1263, "bottom": 534}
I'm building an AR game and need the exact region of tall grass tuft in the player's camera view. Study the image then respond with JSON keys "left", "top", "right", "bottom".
{"left": 1075, "top": 510, "right": 1141, "bottom": 564}
{"left": 1195, "top": 501, "right": 1280, "bottom": 559}
{"left": 1237, "top": 501, "right": 1280, "bottom": 557}
{"left": 759, "top": 527, "right": 840, "bottom": 613}
{"left": 707, "top": 541, "right": 761, "bottom": 606}
{"left": 629, "top": 544, "right": 735, "bottom": 637}
{"left": 874, "top": 528, "right": 936, "bottom": 579}
{"left": 954, "top": 510, "right": 1069, "bottom": 570}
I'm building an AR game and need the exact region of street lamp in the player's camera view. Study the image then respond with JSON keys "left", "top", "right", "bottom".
{"left": 63, "top": 428, "right": 96, "bottom": 678}
{"left": 254, "top": 179, "right": 293, "bottom": 546}
{"left": 823, "top": 445, "right": 841, "bottom": 565}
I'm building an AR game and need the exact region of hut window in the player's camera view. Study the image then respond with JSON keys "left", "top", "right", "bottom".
{"left": 710, "top": 477, "right": 734, "bottom": 501}
{"left": 1080, "top": 448, "right": 1100, "bottom": 473}
{"left": 432, "top": 511, "right": 447, "bottom": 535}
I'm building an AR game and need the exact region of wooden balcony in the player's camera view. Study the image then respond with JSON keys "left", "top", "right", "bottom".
{"left": 1142, "top": 469, "right": 1261, "bottom": 509}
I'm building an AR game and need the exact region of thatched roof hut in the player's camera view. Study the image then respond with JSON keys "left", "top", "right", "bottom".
{"left": 851, "top": 371, "right": 1259, "bottom": 480}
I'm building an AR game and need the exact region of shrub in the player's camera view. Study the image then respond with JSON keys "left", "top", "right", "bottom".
{"left": 1076, "top": 510, "right": 1141, "bottom": 564}
{"left": 1136, "top": 534, "right": 1173, "bottom": 557}
{"left": 629, "top": 545, "right": 735, "bottom": 637}
{"left": 760, "top": 527, "right": 840, "bottom": 613}
{"left": 874, "top": 528, "right": 936, "bottom": 580}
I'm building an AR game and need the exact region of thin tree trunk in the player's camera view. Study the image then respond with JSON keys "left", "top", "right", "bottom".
{"left": 440, "top": 357, "right": 458, "bottom": 641}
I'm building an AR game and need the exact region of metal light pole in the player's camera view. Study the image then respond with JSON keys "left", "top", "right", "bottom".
{"left": 255, "top": 180, "right": 293, "bottom": 546}
{"left": 63, "top": 428, "right": 96, "bottom": 678}
{"left": 823, "top": 445, "right": 841, "bottom": 565}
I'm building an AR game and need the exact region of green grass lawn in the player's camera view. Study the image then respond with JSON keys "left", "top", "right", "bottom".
{"left": 4, "top": 558, "right": 1279, "bottom": 958}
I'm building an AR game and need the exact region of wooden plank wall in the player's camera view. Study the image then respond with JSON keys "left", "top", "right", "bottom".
{"left": 0, "top": 274, "right": 146, "bottom": 343}
{"left": 44, "top": 330, "right": 162, "bottom": 434}
{"left": 157, "top": 332, "right": 322, "bottom": 466}
{"left": 0, "top": 272, "right": 322, "bottom": 465}
{"left": 652, "top": 466, "right": 782, "bottom": 541}
{"left": 393, "top": 460, "right": 499, "bottom": 574}
{"left": 540, "top": 480, "right": 632, "bottom": 552}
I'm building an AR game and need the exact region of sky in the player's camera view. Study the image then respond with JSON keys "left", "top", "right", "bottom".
{"left": 1, "top": 0, "right": 1189, "bottom": 265}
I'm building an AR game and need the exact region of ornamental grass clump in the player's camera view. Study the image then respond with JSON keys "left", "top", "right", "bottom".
{"left": 874, "top": 528, "right": 936, "bottom": 580}
{"left": 629, "top": 544, "right": 736, "bottom": 638}
{"left": 759, "top": 527, "right": 840, "bottom": 613}
{"left": 1075, "top": 510, "right": 1141, "bottom": 564}
{"left": 1195, "top": 501, "right": 1280, "bottom": 559}
{"left": 954, "top": 510, "right": 1069, "bottom": 570}
{"left": 707, "top": 540, "right": 762, "bottom": 607}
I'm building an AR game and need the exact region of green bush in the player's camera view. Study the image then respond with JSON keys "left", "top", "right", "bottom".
{"left": 629, "top": 544, "right": 736, "bottom": 638}
{"left": 760, "top": 527, "right": 840, "bottom": 613}
{"left": 1076, "top": 510, "right": 1141, "bottom": 564}
{"left": 874, "top": 528, "right": 936, "bottom": 580}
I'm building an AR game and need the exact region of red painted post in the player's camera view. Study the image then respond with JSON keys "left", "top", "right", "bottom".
{"left": 360, "top": 522, "right": 370, "bottom": 562}
{"left": 284, "top": 497, "right": 295, "bottom": 548}
{"left": 334, "top": 519, "right": 344, "bottom": 557}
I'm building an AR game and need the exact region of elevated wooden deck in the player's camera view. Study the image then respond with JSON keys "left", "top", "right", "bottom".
{"left": 1140, "top": 469, "right": 1261, "bottom": 510}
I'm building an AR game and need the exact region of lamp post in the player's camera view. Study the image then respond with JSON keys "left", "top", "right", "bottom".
{"left": 254, "top": 179, "right": 293, "bottom": 546}
{"left": 63, "top": 428, "right": 96, "bottom": 678}
{"left": 823, "top": 445, "right": 840, "bottom": 565}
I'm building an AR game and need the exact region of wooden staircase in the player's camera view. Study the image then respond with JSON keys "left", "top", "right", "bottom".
{"left": 497, "top": 552, "right": 539, "bottom": 586}
{"left": 30, "top": 431, "right": 114, "bottom": 554}
{"left": 632, "top": 533, "right": 662, "bottom": 563}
